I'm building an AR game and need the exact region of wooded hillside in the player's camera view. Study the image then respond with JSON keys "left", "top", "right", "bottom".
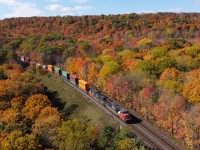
{"left": 0, "top": 13, "right": 200, "bottom": 149}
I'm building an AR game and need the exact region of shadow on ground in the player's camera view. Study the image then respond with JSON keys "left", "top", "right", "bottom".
{"left": 62, "top": 104, "right": 79, "bottom": 120}
{"left": 126, "top": 114, "right": 142, "bottom": 124}
{"left": 43, "top": 86, "right": 64, "bottom": 111}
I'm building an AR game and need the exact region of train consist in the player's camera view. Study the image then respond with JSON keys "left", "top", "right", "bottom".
{"left": 20, "top": 56, "right": 132, "bottom": 122}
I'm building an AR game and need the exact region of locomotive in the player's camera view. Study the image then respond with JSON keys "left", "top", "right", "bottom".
{"left": 20, "top": 56, "right": 132, "bottom": 122}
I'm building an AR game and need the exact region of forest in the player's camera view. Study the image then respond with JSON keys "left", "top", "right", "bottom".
{"left": 0, "top": 13, "right": 200, "bottom": 149}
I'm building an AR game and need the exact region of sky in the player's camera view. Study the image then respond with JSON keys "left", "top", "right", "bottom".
{"left": 0, "top": 0, "right": 200, "bottom": 20}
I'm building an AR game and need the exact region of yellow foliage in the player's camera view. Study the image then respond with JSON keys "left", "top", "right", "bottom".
{"left": 182, "top": 78, "right": 200, "bottom": 103}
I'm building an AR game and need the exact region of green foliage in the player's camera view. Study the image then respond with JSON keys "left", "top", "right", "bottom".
{"left": 138, "top": 38, "right": 153, "bottom": 50}
{"left": 118, "top": 49, "right": 134, "bottom": 57}
{"left": 163, "top": 38, "right": 191, "bottom": 50}
{"left": 98, "top": 126, "right": 115, "bottom": 149}
{"left": 7, "top": 50, "right": 17, "bottom": 60}
{"left": 57, "top": 119, "right": 97, "bottom": 150}
{"left": 185, "top": 46, "right": 200, "bottom": 58}
{"left": 176, "top": 56, "right": 200, "bottom": 71}
{"left": 138, "top": 60, "right": 155, "bottom": 75}
{"left": 151, "top": 47, "right": 167, "bottom": 58}
{"left": 98, "top": 61, "right": 120, "bottom": 87}
{"left": 155, "top": 57, "right": 177, "bottom": 76}
{"left": 100, "top": 55, "right": 113, "bottom": 63}
{"left": 0, "top": 130, "right": 40, "bottom": 150}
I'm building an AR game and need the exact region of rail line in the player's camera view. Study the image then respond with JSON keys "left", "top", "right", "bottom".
{"left": 49, "top": 72, "right": 183, "bottom": 150}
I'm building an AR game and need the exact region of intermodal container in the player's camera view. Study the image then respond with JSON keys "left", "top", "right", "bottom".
{"left": 78, "top": 80, "right": 90, "bottom": 91}
{"left": 47, "top": 65, "right": 54, "bottom": 72}
{"left": 54, "top": 67, "right": 61, "bottom": 76}
{"left": 62, "top": 71, "right": 70, "bottom": 80}
{"left": 21, "top": 56, "right": 25, "bottom": 61}
{"left": 70, "top": 74, "right": 78, "bottom": 85}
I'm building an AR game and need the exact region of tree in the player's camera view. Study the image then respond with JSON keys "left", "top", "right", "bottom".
{"left": 56, "top": 119, "right": 97, "bottom": 150}
{"left": 98, "top": 126, "right": 115, "bottom": 149}
{"left": 23, "top": 94, "right": 51, "bottom": 121}
{"left": 138, "top": 38, "right": 153, "bottom": 50}
{"left": 32, "top": 106, "right": 62, "bottom": 147}
{"left": 116, "top": 138, "right": 138, "bottom": 150}
{"left": 98, "top": 61, "right": 120, "bottom": 88}
{"left": 0, "top": 130, "right": 40, "bottom": 150}
{"left": 151, "top": 47, "right": 167, "bottom": 58}
{"left": 155, "top": 57, "right": 177, "bottom": 76}
{"left": 138, "top": 60, "right": 156, "bottom": 75}
{"left": 159, "top": 68, "right": 183, "bottom": 93}
{"left": 182, "top": 78, "right": 200, "bottom": 103}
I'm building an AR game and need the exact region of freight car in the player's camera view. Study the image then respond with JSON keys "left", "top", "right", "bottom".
{"left": 54, "top": 67, "right": 62, "bottom": 76}
{"left": 78, "top": 80, "right": 90, "bottom": 92}
{"left": 62, "top": 71, "right": 70, "bottom": 81}
{"left": 19, "top": 57, "right": 132, "bottom": 122}
{"left": 70, "top": 74, "right": 78, "bottom": 86}
{"left": 47, "top": 65, "right": 54, "bottom": 72}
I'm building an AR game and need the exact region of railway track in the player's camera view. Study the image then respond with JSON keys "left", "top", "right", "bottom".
{"left": 50, "top": 72, "right": 183, "bottom": 150}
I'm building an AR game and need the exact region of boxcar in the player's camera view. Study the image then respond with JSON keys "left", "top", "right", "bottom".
{"left": 54, "top": 67, "right": 62, "bottom": 76}
{"left": 62, "top": 71, "right": 70, "bottom": 81}
{"left": 70, "top": 74, "right": 78, "bottom": 86}
{"left": 47, "top": 65, "right": 54, "bottom": 72}
{"left": 78, "top": 80, "right": 90, "bottom": 92}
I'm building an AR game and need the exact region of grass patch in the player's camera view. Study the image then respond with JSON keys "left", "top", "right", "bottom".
{"left": 38, "top": 73, "right": 115, "bottom": 127}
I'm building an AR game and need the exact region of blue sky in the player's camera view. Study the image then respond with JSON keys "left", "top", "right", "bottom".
{"left": 0, "top": 0, "right": 200, "bottom": 20}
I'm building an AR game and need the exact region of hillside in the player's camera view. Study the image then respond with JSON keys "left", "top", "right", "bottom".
{"left": 0, "top": 13, "right": 200, "bottom": 149}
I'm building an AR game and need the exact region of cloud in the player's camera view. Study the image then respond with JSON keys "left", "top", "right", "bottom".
{"left": 70, "top": 0, "right": 88, "bottom": 4}
{"left": 46, "top": 4, "right": 91, "bottom": 15}
{"left": 137, "top": 10, "right": 155, "bottom": 14}
{"left": 0, "top": 0, "right": 42, "bottom": 18}
{"left": 167, "top": 7, "right": 182, "bottom": 13}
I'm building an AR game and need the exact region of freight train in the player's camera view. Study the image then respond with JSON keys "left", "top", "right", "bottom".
{"left": 20, "top": 56, "right": 132, "bottom": 122}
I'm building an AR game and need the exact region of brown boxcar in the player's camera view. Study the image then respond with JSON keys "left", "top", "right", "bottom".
{"left": 47, "top": 65, "right": 54, "bottom": 72}
{"left": 78, "top": 80, "right": 90, "bottom": 91}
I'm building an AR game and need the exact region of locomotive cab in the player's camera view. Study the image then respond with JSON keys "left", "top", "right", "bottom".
{"left": 118, "top": 109, "right": 131, "bottom": 122}
{"left": 89, "top": 89, "right": 100, "bottom": 97}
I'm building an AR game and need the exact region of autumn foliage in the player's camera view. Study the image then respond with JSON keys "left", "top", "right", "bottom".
{"left": 0, "top": 13, "right": 200, "bottom": 149}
